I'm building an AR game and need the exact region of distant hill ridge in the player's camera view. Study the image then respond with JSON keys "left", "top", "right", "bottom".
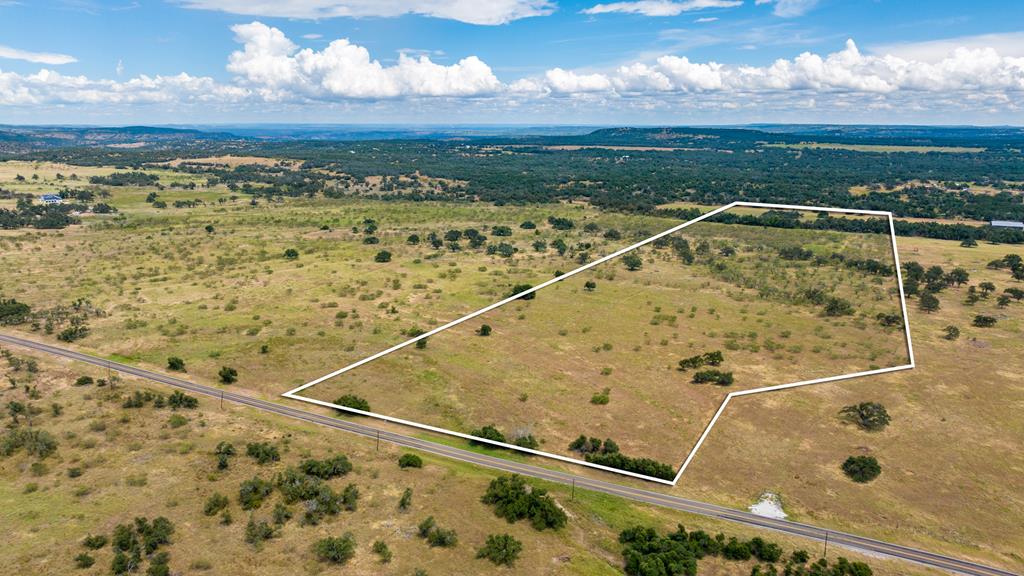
{"left": 2, "top": 123, "right": 1023, "bottom": 154}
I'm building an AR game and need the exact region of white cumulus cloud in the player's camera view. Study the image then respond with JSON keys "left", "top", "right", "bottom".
{"left": 177, "top": 0, "right": 554, "bottom": 25}
{"left": 1, "top": 28, "right": 1023, "bottom": 122}
{"left": 582, "top": 0, "right": 742, "bottom": 17}
{"left": 227, "top": 21, "right": 503, "bottom": 99}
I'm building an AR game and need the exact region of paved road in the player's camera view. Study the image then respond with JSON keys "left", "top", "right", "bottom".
{"left": 1, "top": 332, "right": 1016, "bottom": 576}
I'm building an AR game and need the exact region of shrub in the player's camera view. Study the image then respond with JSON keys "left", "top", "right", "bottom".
{"left": 246, "top": 442, "right": 280, "bottom": 464}
{"left": 74, "top": 553, "right": 95, "bottom": 569}
{"left": 0, "top": 428, "right": 58, "bottom": 459}
{"left": 272, "top": 502, "right": 292, "bottom": 525}
{"left": 973, "top": 315, "right": 997, "bottom": 327}
{"left": 481, "top": 474, "right": 567, "bottom": 531}
{"left": 417, "top": 516, "right": 436, "bottom": 538}
{"left": 374, "top": 250, "right": 392, "bottom": 263}
{"left": 749, "top": 537, "right": 783, "bottom": 562}
{"left": 842, "top": 455, "right": 881, "bottom": 483}
{"left": 74, "top": 376, "right": 94, "bottom": 387}
{"left": 284, "top": 248, "right": 299, "bottom": 259}
{"left": 203, "top": 493, "right": 229, "bottom": 516}
{"left": 824, "top": 297, "right": 854, "bottom": 316}
{"left": 167, "top": 414, "right": 188, "bottom": 428}
{"left": 238, "top": 477, "right": 274, "bottom": 509}
{"left": 691, "top": 369, "right": 733, "bottom": 386}
{"left": 622, "top": 253, "right": 643, "bottom": 271}
{"left": 398, "top": 453, "right": 423, "bottom": 469}
{"left": 341, "top": 483, "right": 360, "bottom": 511}
{"left": 476, "top": 534, "right": 523, "bottom": 566}
{"left": 590, "top": 388, "right": 611, "bottom": 405}
{"left": 299, "top": 455, "right": 352, "bottom": 479}
{"left": 513, "top": 434, "right": 539, "bottom": 449}
{"left": 398, "top": 488, "right": 413, "bottom": 511}
{"left": 372, "top": 540, "right": 392, "bottom": 563}
{"left": 0, "top": 298, "right": 31, "bottom": 325}
{"left": 214, "top": 442, "right": 236, "bottom": 470}
{"left": 166, "top": 357, "right": 186, "bottom": 371}
{"left": 943, "top": 325, "right": 960, "bottom": 340}
{"left": 477, "top": 324, "right": 492, "bottom": 336}
{"left": 427, "top": 527, "right": 458, "bottom": 548}
{"left": 840, "top": 402, "right": 891, "bottom": 431}
{"left": 508, "top": 284, "right": 535, "bottom": 301}
{"left": 244, "top": 518, "right": 276, "bottom": 546}
{"left": 722, "top": 537, "right": 752, "bottom": 561}
{"left": 275, "top": 468, "right": 322, "bottom": 504}
{"left": 919, "top": 292, "right": 940, "bottom": 313}
{"left": 316, "top": 534, "right": 356, "bottom": 564}
{"left": 218, "top": 366, "right": 238, "bottom": 384}
{"left": 82, "top": 534, "right": 108, "bottom": 549}
{"left": 167, "top": 391, "right": 198, "bottom": 409}
{"left": 584, "top": 451, "right": 675, "bottom": 480}
{"left": 334, "top": 394, "right": 370, "bottom": 412}
{"left": 470, "top": 424, "right": 506, "bottom": 444}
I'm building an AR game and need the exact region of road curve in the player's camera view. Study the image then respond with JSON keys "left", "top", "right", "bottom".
{"left": 0, "top": 332, "right": 1016, "bottom": 576}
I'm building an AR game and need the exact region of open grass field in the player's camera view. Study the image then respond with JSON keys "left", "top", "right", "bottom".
{"left": 1, "top": 160, "right": 1021, "bottom": 574}
{"left": 672, "top": 237, "right": 1024, "bottom": 573}
{"left": 0, "top": 349, "right": 933, "bottom": 576}
{"left": 0, "top": 180, "right": 907, "bottom": 472}
{"left": 301, "top": 214, "right": 906, "bottom": 469}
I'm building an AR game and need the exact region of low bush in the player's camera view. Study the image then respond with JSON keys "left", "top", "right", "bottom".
{"left": 398, "top": 453, "right": 423, "bottom": 469}
{"left": 476, "top": 533, "right": 523, "bottom": 566}
{"left": 313, "top": 532, "right": 358, "bottom": 561}
{"left": 842, "top": 455, "right": 882, "bottom": 483}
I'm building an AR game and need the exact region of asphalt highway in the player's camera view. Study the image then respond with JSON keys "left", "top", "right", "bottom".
{"left": 0, "top": 332, "right": 1016, "bottom": 576}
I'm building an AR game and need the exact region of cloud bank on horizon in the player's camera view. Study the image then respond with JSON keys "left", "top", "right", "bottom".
{"left": 0, "top": 0, "right": 1022, "bottom": 123}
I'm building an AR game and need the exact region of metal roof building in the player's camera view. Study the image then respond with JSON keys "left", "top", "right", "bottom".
{"left": 40, "top": 194, "right": 63, "bottom": 205}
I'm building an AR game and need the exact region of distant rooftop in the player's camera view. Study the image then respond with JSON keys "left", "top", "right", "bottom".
{"left": 40, "top": 194, "right": 62, "bottom": 200}
{"left": 991, "top": 220, "right": 1024, "bottom": 229}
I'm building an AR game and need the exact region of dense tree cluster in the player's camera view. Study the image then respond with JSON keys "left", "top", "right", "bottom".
{"left": 480, "top": 474, "right": 567, "bottom": 531}
{"left": 617, "top": 523, "right": 852, "bottom": 576}
{"left": 568, "top": 435, "right": 674, "bottom": 479}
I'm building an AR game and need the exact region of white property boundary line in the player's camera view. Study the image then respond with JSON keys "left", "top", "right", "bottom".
{"left": 283, "top": 201, "right": 916, "bottom": 485}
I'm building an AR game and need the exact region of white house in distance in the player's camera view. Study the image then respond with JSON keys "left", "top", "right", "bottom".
{"left": 40, "top": 194, "right": 63, "bottom": 205}
{"left": 990, "top": 220, "right": 1024, "bottom": 230}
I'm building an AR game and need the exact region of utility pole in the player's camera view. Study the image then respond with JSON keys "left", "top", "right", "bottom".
{"left": 823, "top": 531, "right": 829, "bottom": 560}
{"left": 376, "top": 430, "right": 380, "bottom": 451}
{"left": 220, "top": 390, "right": 224, "bottom": 410}
{"left": 571, "top": 478, "right": 576, "bottom": 501}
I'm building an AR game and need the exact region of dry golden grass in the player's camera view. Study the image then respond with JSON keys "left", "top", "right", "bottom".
{"left": 672, "top": 236, "right": 1024, "bottom": 573}
{"left": 0, "top": 350, "right": 934, "bottom": 576}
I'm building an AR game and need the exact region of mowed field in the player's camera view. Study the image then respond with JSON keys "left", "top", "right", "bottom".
{"left": 2, "top": 351, "right": 938, "bottom": 576}
{"left": 0, "top": 175, "right": 906, "bottom": 470}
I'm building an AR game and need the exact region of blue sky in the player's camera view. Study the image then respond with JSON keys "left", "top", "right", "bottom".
{"left": 1, "top": 0, "right": 1023, "bottom": 124}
